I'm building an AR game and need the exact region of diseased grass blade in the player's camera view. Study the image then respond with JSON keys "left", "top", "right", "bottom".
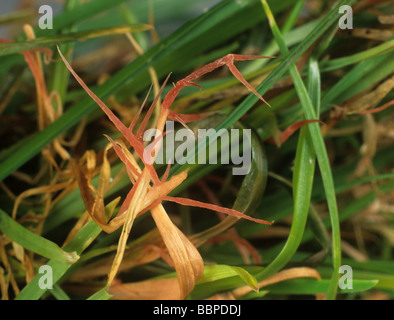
{"left": 2, "top": 0, "right": 392, "bottom": 301}
{"left": 164, "top": 196, "right": 273, "bottom": 225}
{"left": 0, "top": 0, "right": 293, "bottom": 182}
{"left": 170, "top": 0, "right": 356, "bottom": 175}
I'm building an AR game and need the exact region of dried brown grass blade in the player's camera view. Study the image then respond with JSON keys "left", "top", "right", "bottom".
{"left": 12, "top": 181, "right": 71, "bottom": 219}
{"left": 109, "top": 278, "right": 180, "bottom": 300}
{"left": 107, "top": 169, "right": 151, "bottom": 286}
{"left": 163, "top": 196, "right": 273, "bottom": 225}
{"left": 150, "top": 204, "right": 204, "bottom": 299}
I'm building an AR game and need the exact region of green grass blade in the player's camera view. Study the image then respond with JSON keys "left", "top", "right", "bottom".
{"left": 319, "top": 39, "right": 394, "bottom": 72}
{"left": 51, "top": 284, "right": 71, "bottom": 300}
{"left": 307, "top": 57, "right": 321, "bottom": 115}
{"left": 0, "top": 209, "right": 79, "bottom": 264}
{"left": 48, "top": 0, "right": 81, "bottom": 108}
{"left": 87, "top": 286, "right": 112, "bottom": 300}
{"left": 242, "top": 0, "right": 305, "bottom": 73}
{"left": 15, "top": 219, "right": 102, "bottom": 300}
{"left": 255, "top": 127, "right": 315, "bottom": 281}
{"left": 259, "top": 0, "right": 352, "bottom": 299}
{"left": 36, "top": 0, "right": 143, "bottom": 37}
{"left": 0, "top": 24, "right": 152, "bottom": 56}
{"left": 321, "top": 47, "right": 394, "bottom": 109}
{"left": 197, "top": 264, "right": 259, "bottom": 292}
{"left": 263, "top": 279, "right": 378, "bottom": 295}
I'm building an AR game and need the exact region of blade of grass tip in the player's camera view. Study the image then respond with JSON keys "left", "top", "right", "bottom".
{"left": 87, "top": 286, "right": 113, "bottom": 300}
{"left": 306, "top": 28, "right": 332, "bottom": 256}
{"left": 0, "top": 209, "right": 79, "bottom": 264}
{"left": 197, "top": 265, "right": 259, "bottom": 292}
{"left": 260, "top": 0, "right": 350, "bottom": 299}
{"left": 15, "top": 218, "right": 102, "bottom": 300}
{"left": 119, "top": 3, "right": 150, "bottom": 52}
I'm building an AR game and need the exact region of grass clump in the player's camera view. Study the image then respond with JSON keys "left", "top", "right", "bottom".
{"left": 0, "top": 0, "right": 393, "bottom": 300}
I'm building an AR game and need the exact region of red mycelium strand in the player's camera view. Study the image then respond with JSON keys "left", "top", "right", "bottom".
{"left": 356, "top": 99, "right": 394, "bottom": 114}
{"left": 136, "top": 73, "right": 171, "bottom": 140}
{"left": 129, "top": 84, "right": 152, "bottom": 132}
{"left": 104, "top": 135, "right": 140, "bottom": 184}
{"left": 116, "top": 167, "right": 146, "bottom": 219}
{"left": 163, "top": 196, "right": 273, "bottom": 225}
{"left": 60, "top": 49, "right": 274, "bottom": 230}
{"left": 57, "top": 46, "right": 161, "bottom": 184}
{"left": 161, "top": 54, "right": 273, "bottom": 113}
{"left": 117, "top": 184, "right": 138, "bottom": 219}
{"left": 161, "top": 162, "right": 172, "bottom": 183}
{"left": 22, "top": 51, "right": 48, "bottom": 98}
{"left": 167, "top": 110, "right": 212, "bottom": 124}
{"left": 266, "top": 119, "right": 324, "bottom": 145}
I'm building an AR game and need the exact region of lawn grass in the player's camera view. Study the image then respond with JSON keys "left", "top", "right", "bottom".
{"left": 0, "top": 0, "right": 393, "bottom": 300}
